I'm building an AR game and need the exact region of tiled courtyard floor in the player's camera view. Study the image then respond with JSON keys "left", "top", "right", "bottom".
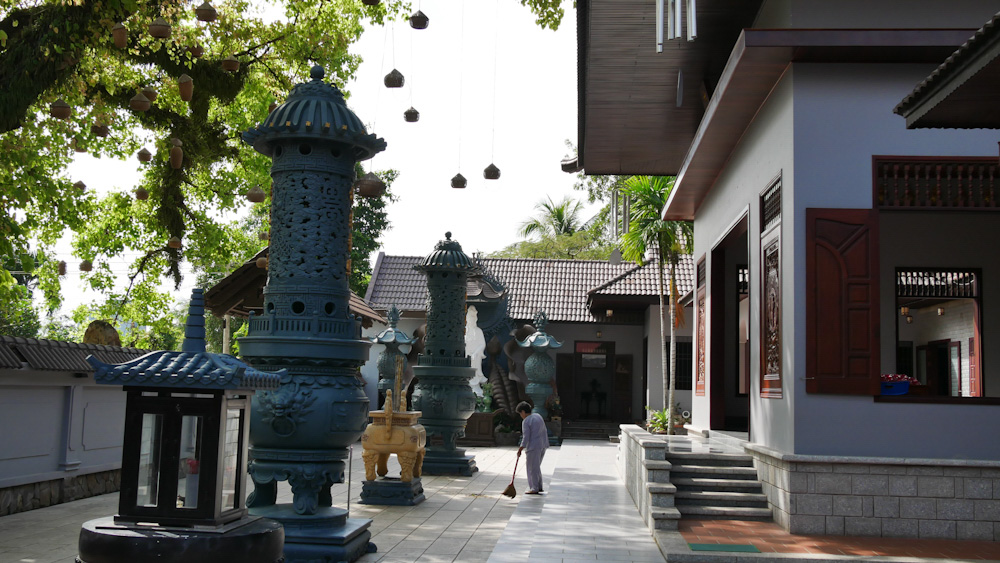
{"left": 2, "top": 439, "right": 1000, "bottom": 562}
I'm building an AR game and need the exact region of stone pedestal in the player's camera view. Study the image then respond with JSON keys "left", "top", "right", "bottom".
{"left": 360, "top": 478, "right": 425, "bottom": 506}
{"left": 251, "top": 506, "right": 374, "bottom": 562}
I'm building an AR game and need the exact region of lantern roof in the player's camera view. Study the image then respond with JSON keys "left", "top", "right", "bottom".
{"left": 414, "top": 232, "right": 481, "bottom": 274}
{"left": 243, "top": 65, "right": 386, "bottom": 160}
{"left": 372, "top": 305, "right": 417, "bottom": 346}
{"left": 87, "top": 289, "right": 281, "bottom": 391}
{"left": 517, "top": 310, "right": 563, "bottom": 350}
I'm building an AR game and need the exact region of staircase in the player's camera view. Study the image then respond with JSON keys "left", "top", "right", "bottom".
{"left": 665, "top": 451, "right": 772, "bottom": 521}
{"left": 561, "top": 420, "right": 620, "bottom": 441}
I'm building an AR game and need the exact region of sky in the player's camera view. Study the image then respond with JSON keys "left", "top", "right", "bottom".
{"left": 54, "top": 0, "right": 592, "bottom": 315}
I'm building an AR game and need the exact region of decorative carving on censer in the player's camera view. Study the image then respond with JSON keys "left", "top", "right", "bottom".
{"left": 239, "top": 65, "right": 386, "bottom": 563}
{"left": 411, "top": 232, "right": 481, "bottom": 476}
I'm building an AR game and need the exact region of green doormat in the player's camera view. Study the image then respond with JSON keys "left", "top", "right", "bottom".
{"left": 688, "top": 543, "right": 760, "bottom": 553}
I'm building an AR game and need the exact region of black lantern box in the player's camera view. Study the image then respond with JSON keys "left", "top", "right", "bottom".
{"left": 77, "top": 289, "right": 285, "bottom": 563}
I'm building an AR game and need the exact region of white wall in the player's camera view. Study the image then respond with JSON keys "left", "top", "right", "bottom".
{"left": 690, "top": 71, "right": 796, "bottom": 452}
{"left": 790, "top": 63, "right": 1000, "bottom": 458}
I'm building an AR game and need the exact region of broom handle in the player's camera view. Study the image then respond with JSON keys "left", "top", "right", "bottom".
{"left": 509, "top": 455, "right": 519, "bottom": 486}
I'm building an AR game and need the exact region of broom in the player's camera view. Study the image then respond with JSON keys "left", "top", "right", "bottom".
{"left": 501, "top": 454, "right": 520, "bottom": 498}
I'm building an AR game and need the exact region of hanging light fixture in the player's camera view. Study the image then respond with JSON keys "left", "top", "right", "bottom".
{"left": 246, "top": 185, "right": 266, "bottom": 202}
{"left": 58, "top": 261, "right": 67, "bottom": 276}
{"left": 73, "top": 181, "right": 86, "bottom": 191}
{"left": 178, "top": 74, "right": 193, "bottom": 102}
{"left": 483, "top": 163, "right": 500, "bottom": 180}
{"left": 91, "top": 122, "right": 110, "bottom": 137}
{"left": 195, "top": 1, "right": 218, "bottom": 22}
{"left": 268, "top": 100, "right": 279, "bottom": 113}
{"left": 141, "top": 87, "right": 157, "bottom": 103}
{"left": 355, "top": 172, "right": 386, "bottom": 198}
{"left": 258, "top": 231, "right": 269, "bottom": 241}
{"left": 256, "top": 257, "right": 268, "bottom": 269}
{"left": 403, "top": 107, "right": 419, "bottom": 122}
{"left": 148, "top": 17, "right": 171, "bottom": 39}
{"left": 484, "top": 0, "right": 501, "bottom": 182}
{"left": 50, "top": 98, "right": 71, "bottom": 120}
{"left": 188, "top": 44, "right": 205, "bottom": 58}
{"left": 384, "top": 69, "right": 404, "bottom": 88}
{"left": 222, "top": 55, "right": 240, "bottom": 73}
{"left": 937, "top": 307, "right": 945, "bottom": 316}
{"left": 129, "top": 91, "right": 150, "bottom": 111}
{"left": 906, "top": 315, "right": 913, "bottom": 324}
{"left": 167, "top": 236, "right": 182, "bottom": 249}
{"left": 135, "top": 187, "right": 149, "bottom": 200}
{"left": 900, "top": 306, "right": 909, "bottom": 316}
{"left": 80, "top": 260, "right": 93, "bottom": 272}
{"left": 112, "top": 23, "right": 127, "bottom": 49}
{"left": 409, "top": 10, "right": 429, "bottom": 29}
{"left": 362, "top": 0, "right": 380, "bottom": 4}
{"left": 169, "top": 138, "right": 184, "bottom": 169}
{"left": 451, "top": 173, "right": 467, "bottom": 189}
{"left": 137, "top": 147, "right": 152, "bottom": 162}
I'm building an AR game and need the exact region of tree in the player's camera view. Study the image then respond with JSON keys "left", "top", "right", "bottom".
{"left": 518, "top": 195, "right": 585, "bottom": 239}
{"left": 618, "top": 176, "right": 693, "bottom": 435}
{"left": 489, "top": 229, "right": 612, "bottom": 260}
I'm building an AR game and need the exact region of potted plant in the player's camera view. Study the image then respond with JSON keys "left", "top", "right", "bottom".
{"left": 493, "top": 410, "right": 521, "bottom": 447}
{"left": 880, "top": 373, "right": 920, "bottom": 395}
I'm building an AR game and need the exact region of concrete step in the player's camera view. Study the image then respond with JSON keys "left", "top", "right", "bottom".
{"left": 674, "top": 490, "right": 768, "bottom": 508}
{"left": 670, "top": 464, "right": 759, "bottom": 479}
{"left": 677, "top": 505, "right": 773, "bottom": 521}
{"left": 647, "top": 482, "right": 677, "bottom": 508}
{"left": 642, "top": 459, "right": 672, "bottom": 483}
{"left": 671, "top": 477, "right": 764, "bottom": 493}
{"left": 649, "top": 507, "right": 682, "bottom": 530}
{"left": 662, "top": 451, "right": 753, "bottom": 466}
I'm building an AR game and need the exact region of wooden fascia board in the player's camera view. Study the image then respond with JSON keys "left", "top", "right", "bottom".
{"left": 662, "top": 28, "right": 975, "bottom": 221}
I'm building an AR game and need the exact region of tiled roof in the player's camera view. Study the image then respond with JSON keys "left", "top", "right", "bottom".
{"left": 0, "top": 336, "right": 147, "bottom": 372}
{"left": 589, "top": 255, "right": 695, "bottom": 299}
{"left": 366, "top": 254, "right": 695, "bottom": 324}
{"left": 895, "top": 12, "right": 1000, "bottom": 118}
{"left": 88, "top": 351, "right": 281, "bottom": 391}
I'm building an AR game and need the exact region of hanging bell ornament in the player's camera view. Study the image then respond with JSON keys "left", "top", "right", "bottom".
{"left": 148, "top": 17, "right": 171, "bottom": 39}
{"left": 169, "top": 138, "right": 183, "bottom": 169}
{"left": 130, "top": 91, "right": 150, "bottom": 112}
{"left": 409, "top": 10, "right": 429, "bottom": 29}
{"left": 222, "top": 55, "right": 240, "bottom": 73}
{"left": 484, "top": 163, "right": 501, "bottom": 180}
{"left": 135, "top": 187, "right": 149, "bottom": 200}
{"left": 268, "top": 100, "right": 278, "bottom": 113}
{"left": 79, "top": 260, "right": 93, "bottom": 272}
{"left": 256, "top": 257, "right": 268, "bottom": 269}
{"left": 178, "top": 74, "right": 193, "bottom": 102}
{"left": 188, "top": 44, "right": 205, "bottom": 58}
{"left": 90, "top": 122, "right": 110, "bottom": 137}
{"left": 137, "top": 148, "right": 152, "bottom": 162}
{"left": 73, "top": 181, "right": 86, "bottom": 191}
{"left": 384, "top": 69, "right": 404, "bottom": 88}
{"left": 246, "top": 185, "right": 266, "bottom": 202}
{"left": 49, "top": 98, "right": 71, "bottom": 120}
{"left": 195, "top": 1, "right": 218, "bottom": 22}
{"left": 354, "top": 172, "right": 386, "bottom": 198}
{"left": 112, "top": 23, "right": 127, "bottom": 49}
{"left": 451, "top": 173, "right": 467, "bottom": 189}
{"left": 361, "top": 0, "right": 380, "bottom": 5}
{"left": 403, "top": 107, "right": 420, "bottom": 122}
{"left": 58, "top": 261, "right": 67, "bottom": 276}
{"left": 141, "top": 87, "right": 157, "bottom": 103}
{"left": 167, "top": 236, "right": 182, "bottom": 249}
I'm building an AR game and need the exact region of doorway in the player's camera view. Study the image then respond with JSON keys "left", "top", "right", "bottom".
{"left": 709, "top": 214, "right": 751, "bottom": 432}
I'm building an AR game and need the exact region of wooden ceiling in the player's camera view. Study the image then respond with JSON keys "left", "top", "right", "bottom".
{"left": 578, "top": 0, "right": 762, "bottom": 176}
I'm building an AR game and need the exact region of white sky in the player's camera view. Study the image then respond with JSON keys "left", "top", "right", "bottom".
{"left": 52, "top": 0, "right": 590, "bottom": 316}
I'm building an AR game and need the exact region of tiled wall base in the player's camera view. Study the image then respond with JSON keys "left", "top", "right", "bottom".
{"left": 746, "top": 443, "right": 1000, "bottom": 540}
{"left": 0, "top": 470, "right": 121, "bottom": 517}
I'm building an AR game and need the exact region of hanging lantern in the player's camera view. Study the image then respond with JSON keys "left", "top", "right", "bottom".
{"left": 58, "top": 261, "right": 67, "bottom": 276}
{"left": 354, "top": 172, "right": 386, "bottom": 198}
{"left": 222, "top": 55, "right": 240, "bottom": 73}
{"left": 258, "top": 231, "right": 269, "bottom": 241}
{"left": 409, "top": 10, "right": 429, "bottom": 29}
{"left": 268, "top": 100, "right": 278, "bottom": 113}
{"left": 49, "top": 98, "right": 71, "bottom": 120}
{"left": 384, "top": 69, "right": 404, "bottom": 88}
{"left": 246, "top": 185, "right": 266, "bottom": 203}
{"left": 90, "top": 122, "right": 110, "bottom": 137}
{"left": 483, "top": 163, "right": 501, "bottom": 180}
{"left": 451, "top": 173, "right": 467, "bottom": 189}
{"left": 195, "top": 1, "right": 218, "bottom": 22}
{"left": 167, "top": 236, "right": 182, "bottom": 249}
{"left": 403, "top": 107, "right": 420, "bottom": 122}
{"left": 256, "top": 257, "right": 268, "bottom": 269}
{"left": 188, "top": 44, "right": 205, "bottom": 58}
{"left": 169, "top": 138, "right": 183, "bottom": 169}
{"left": 73, "top": 181, "right": 86, "bottom": 191}
{"left": 141, "top": 87, "right": 157, "bottom": 103}
{"left": 148, "top": 17, "right": 171, "bottom": 39}
{"left": 137, "top": 147, "right": 152, "bottom": 162}
{"left": 80, "top": 260, "right": 93, "bottom": 272}
{"left": 178, "top": 74, "right": 193, "bottom": 102}
{"left": 130, "top": 91, "right": 150, "bottom": 112}
{"left": 361, "top": 0, "right": 380, "bottom": 5}
{"left": 112, "top": 23, "right": 127, "bottom": 49}
{"left": 135, "top": 187, "right": 149, "bottom": 200}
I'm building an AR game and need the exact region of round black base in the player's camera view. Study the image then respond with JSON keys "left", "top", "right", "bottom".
{"left": 77, "top": 516, "right": 284, "bottom": 563}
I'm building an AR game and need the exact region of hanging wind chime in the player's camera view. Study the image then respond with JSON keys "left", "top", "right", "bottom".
{"left": 404, "top": 5, "right": 424, "bottom": 123}
{"left": 452, "top": 1, "right": 467, "bottom": 188}
{"left": 484, "top": 0, "right": 501, "bottom": 180}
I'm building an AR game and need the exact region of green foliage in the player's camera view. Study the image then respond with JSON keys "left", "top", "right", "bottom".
{"left": 521, "top": 0, "right": 564, "bottom": 31}
{"left": 0, "top": 285, "right": 41, "bottom": 337}
{"left": 518, "top": 195, "right": 585, "bottom": 239}
{"left": 493, "top": 409, "right": 519, "bottom": 433}
{"left": 489, "top": 230, "right": 611, "bottom": 260}
{"left": 645, "top": 404, "right": 689, "bottom": 433}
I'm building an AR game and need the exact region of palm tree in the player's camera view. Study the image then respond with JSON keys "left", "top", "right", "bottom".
{"left": 518, "top": 196, "right": 585, "bottom": 239}
{"left": 618, "top": 176, "right": 693, "bottom": 435}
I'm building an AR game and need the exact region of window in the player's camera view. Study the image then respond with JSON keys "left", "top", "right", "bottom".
{"left": 669, "top": 341, "right": 693, "bottom": 391}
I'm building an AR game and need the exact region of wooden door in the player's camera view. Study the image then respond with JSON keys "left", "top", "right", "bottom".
{"left": 556, "top": 353, "right": 575, "bottom": 419}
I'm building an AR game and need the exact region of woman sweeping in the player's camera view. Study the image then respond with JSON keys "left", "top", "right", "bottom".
{"left": 516, "top": 401, "right": 548, "bottom": 494}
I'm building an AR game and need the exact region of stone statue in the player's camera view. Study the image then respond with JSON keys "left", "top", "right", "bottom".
{"left": 465, "top": 306, "right": 488, "bottom": 397}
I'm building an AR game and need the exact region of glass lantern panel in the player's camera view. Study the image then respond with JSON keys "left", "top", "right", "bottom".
{"left": 221, "top": 408, "right": 242, "bottom": 510}
{"left": 137, "top": 413, "right": 162, "bottom": 507}
{"left": 177, "top": 415, "right": 203, "bottom": 509}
